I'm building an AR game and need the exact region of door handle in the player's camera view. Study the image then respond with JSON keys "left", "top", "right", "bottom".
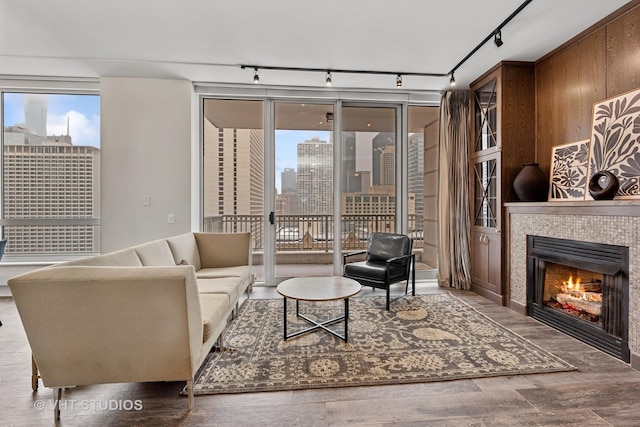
{"left": 269, "top": 212, "right": 275, "bottom": 225}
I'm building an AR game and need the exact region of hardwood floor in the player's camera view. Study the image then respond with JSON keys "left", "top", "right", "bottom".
{"left": 2, "top": 282, "right": 640, "bottom": 426}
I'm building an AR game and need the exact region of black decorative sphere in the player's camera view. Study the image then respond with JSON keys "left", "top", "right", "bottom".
{"left": 513, "top": 163, "right": 548, "bottom": 202}
{"left": 588, "top": 171, "right": 619, "bottom": 200}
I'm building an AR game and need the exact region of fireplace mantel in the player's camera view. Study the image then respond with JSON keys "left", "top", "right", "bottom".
{"left": 503, "top": 202, "right": 640, "bottom": 368}
{"left": 504, "top": 200, "right": 640, "bottom": 216}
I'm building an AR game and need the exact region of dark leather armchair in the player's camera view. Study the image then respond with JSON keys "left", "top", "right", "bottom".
{"left": 343, "top": 232, "right": 415, "bottom": 310}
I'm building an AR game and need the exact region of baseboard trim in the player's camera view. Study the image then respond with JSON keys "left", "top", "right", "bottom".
{"left": 470, "top": 284, "right": 505, "bottom": 305}
{"left": 508, "top": 299, "right": 527, "bottom": 315}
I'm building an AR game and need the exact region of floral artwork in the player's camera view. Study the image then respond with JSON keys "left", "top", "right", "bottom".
{"left": 549, "top": 140, "right": 590, "bottom": 200}
{"left": 586, "top": 87, "right": 640, "bottom": 199}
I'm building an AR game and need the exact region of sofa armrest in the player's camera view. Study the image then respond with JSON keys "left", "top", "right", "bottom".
{"left": 194, "top": 232, "right": 252, "bottom": 269}
{"left": 9, "top": 265, "right": 203, "bottom": 388}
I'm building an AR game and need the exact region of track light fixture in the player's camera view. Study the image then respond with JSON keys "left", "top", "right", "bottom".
{"left": 449, "top": 73, "right": 456, "bottom": 87}
{"left": 253, "top": 68, "right": 259, "bottom": 84}
{"left": 494, "top": 30, "right": 504, "bottom": 48}
{"left": 241, "top": 65, "right": 442, "bottom": 88}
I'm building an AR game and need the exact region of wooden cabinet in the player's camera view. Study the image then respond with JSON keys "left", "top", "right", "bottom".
{"left": 469, "top": 62, "right": 535, "bottom": 305}
{"left": 470, "top": 230, "right": 501, "bottom": 294}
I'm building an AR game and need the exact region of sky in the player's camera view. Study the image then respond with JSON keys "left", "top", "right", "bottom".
{"left": 3, "top": 93, "right": 100, "bottom": 148}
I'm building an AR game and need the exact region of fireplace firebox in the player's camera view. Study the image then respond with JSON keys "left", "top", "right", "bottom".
{"left": 527, "top": 235, "right": 629, "bottom": 362}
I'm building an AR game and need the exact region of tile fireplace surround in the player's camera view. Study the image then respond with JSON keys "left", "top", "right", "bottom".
{"left": 504, "top": 201, "right": 640, "bottom": 369}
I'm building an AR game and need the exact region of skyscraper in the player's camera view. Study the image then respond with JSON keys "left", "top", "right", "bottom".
{"left": 342, "top": 132, "right": 357, "bottom": 192}
{"left": 297, "top": 136, "right": 332, "bottom": 215}
{"left": 24, "top": 94, "right": 47, "bottom": 137}
{"left": 408, "top": 133, "right": 424, "bottom": 215}
{"left": 379, "top": 145, "right": 395, "bottom": 186}
{"left": 372, "top": 132, "right": 394, "bottom": 185}
{"left": 281, "top": 168, "right": 297, "bottom": 193}
{"left": 202, "top": 121, "right": 264, "bottom": 218}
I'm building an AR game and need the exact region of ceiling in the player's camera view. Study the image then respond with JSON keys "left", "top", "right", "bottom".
{"left": 0, "top": 0, "right": 631, "bottom": 92}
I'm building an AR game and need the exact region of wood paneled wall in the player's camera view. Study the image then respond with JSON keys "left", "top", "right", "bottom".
{"left": 535, "top": 2, "right": 640, "bottom": 177}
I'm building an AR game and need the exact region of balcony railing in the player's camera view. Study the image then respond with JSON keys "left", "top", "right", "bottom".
{"left": 203, "top": 214, "right": 424, "bottom": 252}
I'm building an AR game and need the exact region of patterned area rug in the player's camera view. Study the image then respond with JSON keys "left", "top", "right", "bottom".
{"left": 189, "top": 293, "right": 575, "bottom": 395}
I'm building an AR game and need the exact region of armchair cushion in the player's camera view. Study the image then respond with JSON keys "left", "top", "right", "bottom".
{"left": 343, "top": 259, "right": 408, "bottom": 283}
{"left": 366, "top": 233, "right": 412, "bottom": 264}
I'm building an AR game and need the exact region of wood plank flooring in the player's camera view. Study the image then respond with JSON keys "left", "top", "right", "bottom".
{"left": 2, "top": 282, "right": 640, "bottom": 426}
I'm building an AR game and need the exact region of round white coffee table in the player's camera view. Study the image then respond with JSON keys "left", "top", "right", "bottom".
{"left": 276, "top": 276, "right": 361, "bottom": 342}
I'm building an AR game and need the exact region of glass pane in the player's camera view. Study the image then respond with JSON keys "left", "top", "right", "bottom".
{"left": 407, "top": 105, "right": 440, "bottom": 266}
{"left": 341, "top": 106, "right": 396, "bottom": 250}
{"left": 202, "top": 99, "right": 265, "bottom": 278}
{"left": 474, "top": 78, "right": 497, "bottom": 152}
{"left": 473, "top": 158, "right": 497, "bottom": 228}
{"left": 275, "top": 102, "right": 334, "bottom": 277}
{"left": 2, "top": 93, "right": 100, "bottom": 257}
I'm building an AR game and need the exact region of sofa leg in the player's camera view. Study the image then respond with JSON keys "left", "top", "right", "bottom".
{"left": 53, "top": 387, "right": 62, "bottom": 420}
{"left": 31, "top": 354, "right": 39, "bottom": 392}
{"left": 216, "top": 334, "right": 224, "bottom": 351}
{"left": 187, "top": 380, "right": 194, "bottom": 411}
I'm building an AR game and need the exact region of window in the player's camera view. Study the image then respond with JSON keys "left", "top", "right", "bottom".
{"left": 1, "top": 92, "right": 100, "bottom": 258}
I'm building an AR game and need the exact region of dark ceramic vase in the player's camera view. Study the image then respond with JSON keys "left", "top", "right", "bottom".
{"left": 588, "top": 170, "right": 619, "bottom": 200}
{"left": 513, "top": 163, "right": 549, "bottom": 202}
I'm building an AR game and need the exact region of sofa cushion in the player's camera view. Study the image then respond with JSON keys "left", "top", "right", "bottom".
{"left": 133, "top": 239, "right": 176, "bottom": 266}
{"left": 194, "top": 232, "right": 251, "bottom": 268}
{"left": 166, "top": 233, "right": 202, "bottom": 271}
{"left": 62, "top": 248, "right": 142, "bottom": 267}
{"left": 198, "top": 293, "right": 230, "bottom": 344}
{"left": 197, "top": 278, "right": 244, "bottom": 305}
{"left": 196, "top": 265, "right": 252, "bottom": 283}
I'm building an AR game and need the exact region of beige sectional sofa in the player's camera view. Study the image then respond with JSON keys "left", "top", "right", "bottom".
{"left": 8, "top": 232, "right": 253, "bottom": 417}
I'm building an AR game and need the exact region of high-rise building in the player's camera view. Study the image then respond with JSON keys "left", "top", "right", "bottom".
{"left": 297, "top": 136, "right": 332, "bottom": 215}
{"left": 24, "top": 94, "right": 47, "bottom": 137}
{"left": 408, "top": 133, "right": 424, "bottom": 215}
{"left": 202, "top": 121, "right": 264, "bottom": 218}
{"left": 281, "top": 168, "right": 296, "bottom": 194}
{"left": 342, "top": 132, "right": 357, "bottom": 192}
{"left": 372, "top": 132, "right": 394, "bottom": 185}
{"left": 379, "top": 145, "right": 395, "bottom": 186}
{"left": 3, "top": 125, "right": 100, "bottom": 254}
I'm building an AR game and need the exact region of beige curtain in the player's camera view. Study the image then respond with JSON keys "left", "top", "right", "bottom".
{"left": 437, "top": 91, "right": 472, "bottom": 289}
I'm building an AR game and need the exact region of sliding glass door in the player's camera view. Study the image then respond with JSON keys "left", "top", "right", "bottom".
{"left": 271, "top": 102, "right": 335, "bottom": 280}
{"left": 201, "top": 95, "right": 430, "bottom": 286}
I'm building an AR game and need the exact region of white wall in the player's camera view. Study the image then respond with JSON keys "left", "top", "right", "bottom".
{"left": 100, "top": 77, "right": 192, "bottom": 252}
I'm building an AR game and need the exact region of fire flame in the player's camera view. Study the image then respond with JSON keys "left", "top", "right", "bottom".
{"left": 562, "top": 275, "right": 582, "bottom": 292}
{"left": 559, "top": 275, "right": 601, "bottom": 303}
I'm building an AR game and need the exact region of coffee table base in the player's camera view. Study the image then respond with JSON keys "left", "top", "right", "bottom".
{"left": 283, "top": 298, "right": 350, "bottom": 342}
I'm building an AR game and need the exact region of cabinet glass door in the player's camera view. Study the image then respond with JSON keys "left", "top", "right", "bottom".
{"left": 474, "top": 78, "right": 497, "bottom": 152}
{"left": 473, "top": 157, "right": 497, "bottom": 228}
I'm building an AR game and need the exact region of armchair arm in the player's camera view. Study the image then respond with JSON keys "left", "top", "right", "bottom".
{"left": 385, "top": 253, "right": 415, "bottom": 265}
{"left": 343, "top": 250, "right": 367, "bottom": 264}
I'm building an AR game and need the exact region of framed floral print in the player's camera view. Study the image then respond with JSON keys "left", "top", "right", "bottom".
{"left": 549, "top": 140, "right": 590, "bottom": 200}
{"left": 586, "top": 87, "right": 640, "bottom": 200}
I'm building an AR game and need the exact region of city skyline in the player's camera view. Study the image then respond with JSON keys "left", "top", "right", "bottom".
{"left": 3, "top": 93, "right": 100, "bottom": 148}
